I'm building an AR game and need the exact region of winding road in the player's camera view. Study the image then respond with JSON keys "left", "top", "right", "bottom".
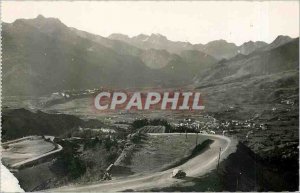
{"left": 48, "top": 133, "right": 235, "bottom": 192}
{"left": 2, "top": 136, "right": 63, "bottom": 169}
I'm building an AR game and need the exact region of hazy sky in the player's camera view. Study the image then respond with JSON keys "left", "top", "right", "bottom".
{"left": 2, "top": 1, "right": 299, "bottom": 45}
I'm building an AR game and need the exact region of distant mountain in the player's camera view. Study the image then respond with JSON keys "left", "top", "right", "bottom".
{"left": 190, "top": 39, "right": 268, "bottom": 60}
{"left": 2, "top": 15, "right": 218, "bottom": 96}
{"left": 73, "top": 30, "right": 178, "bottom": 69}
{"left": 196, "top": 40, "right": 239, "bottom": 60}
{"left": 238, "top": 41, "right": 268, "bottom": 55}
{"left": 196, "top": 38, "right": 299, "bottom": 85}
{"left": 108, "top": 33, "right": 131, "bottom": 42}
{"left": 3, "top": 15, "right": 297, "bottom": 97}
{"left": 161, "top": 50, "right": 217, "bottom": 81}
{"left": 261, "top": 35, "right": 293, "bottom": 51}
{"left": 2, "top": 16, "right": 169, "bottom": 96}
{"left": 109, "top": 34, "right": 240, "bottom": 59}
{"left": 73, "top": 26, "right": 217, "bottom": 70}
{"left": 109, "top": 33, "right": 195, "bottom": 54}
{"left": 139, "top": 49, "right": 177, "bottom": 69}
{"left": 109, "top": 34, "right": 271, "bottom": 60}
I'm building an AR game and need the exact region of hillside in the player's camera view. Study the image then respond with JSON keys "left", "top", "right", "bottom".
{"left": 195, "top": 39, "right": 239, "bottom": 60}
{"left": 2, "top": 17, "right": 160, "bottom": 96}
{"left": 2, "top": 16, "right": 220, "bottom": 96}
{"left": 162, "top": 50, "right": 217, "bottom": 80}
{"left": 192, "top": 37, "right": 299, "bottom": 190}
{"left": 74, "top": 29, "right": 217, "bottom": 70}
{"left": 4, "top": 16, "right": 296, "bottom": 97}
{"left": 238, "top": 41, "right": 268, "bottom": 55}
{"left": 261, "top": 35, "right": 293, "bottom": 51}
{"left": 196, "top": 38, "right": 299, "bottom": 86}
{"left": 1, "top": 108, "right": 109, "bottom": 141}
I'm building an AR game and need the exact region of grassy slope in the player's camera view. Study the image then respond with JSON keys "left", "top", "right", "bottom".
{"left": 115, "top": 134, "right": 207, "bottom": 175}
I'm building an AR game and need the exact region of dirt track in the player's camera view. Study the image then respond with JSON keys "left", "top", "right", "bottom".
{"left": 48, "top": 133, "right": 236, "bottom": 192}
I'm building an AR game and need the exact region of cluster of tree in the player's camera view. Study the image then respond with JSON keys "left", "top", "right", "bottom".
{"left": 83, "top": 136, "right": 120, "bottom": 151}
{"left": 172, "top": 125, "right": 199, "bottom": 133}
{"left": 51, "top": 134, "right": 124, "bottom": 182}
{"left": 51, "top": 140, "right": 86, "bottom": 179}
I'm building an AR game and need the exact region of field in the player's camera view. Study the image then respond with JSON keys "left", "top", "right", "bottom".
{"left": 115, "top": 134, "right": 206, "bottom": 175}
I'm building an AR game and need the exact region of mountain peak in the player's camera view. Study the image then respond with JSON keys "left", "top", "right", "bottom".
{"left": 151, "top": 33, "right": 165, "bottom": 37}
{"left": 150, "top": 33, "right": 167, "bottom": 39}
{"left": 241, "top": 40, "right": 267, "bottom": 47}
{"left": 132, "top": 34, "right": 149, "bottom": 41}
{"left": 108, "top": 33, "right": 130, "bottom": 41}
{"left": 36, "top": 14, "right": 45, "bottom": 19}
{"left": 272, "top": 35, "right": 292, "bottom": 44}
{"left": 31, "top": 15, "right": 63, "bottom": 24}
{"left": 265, "top": 35, "right": 293, "bottom": 50}
{"left": 209, "top": 39, "right": 228, "bottom": 43}
{"left": 205, "top": 39, "right": 237, "bottom": 47}
{"left": 12, "top": 15, "right": 66, "bottom": 32}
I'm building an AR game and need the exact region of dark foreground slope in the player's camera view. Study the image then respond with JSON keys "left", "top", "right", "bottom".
{"left": 219, "top": 142, "right": 298, "bottom": 191}
{"left": 1, "top": 108, "right": 110, "bottom": 141}
{"left": 150, "top": 142, "right": 298, "bottom": 192}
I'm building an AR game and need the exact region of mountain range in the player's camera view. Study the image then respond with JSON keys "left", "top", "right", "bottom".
{"left": 2, "top": 15, "right": 298, "bottom": 96}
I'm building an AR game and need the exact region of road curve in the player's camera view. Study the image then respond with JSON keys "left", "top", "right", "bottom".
{"left": 47, "top": 134, "right": 234, "bottom": 192}
{"left": 2, "top": 136, "right": 63, "bottom": 169}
